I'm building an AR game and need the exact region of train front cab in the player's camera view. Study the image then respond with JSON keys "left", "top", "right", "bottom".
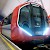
{"left": 11, "top": 2, "right": 48, "bottom": 43}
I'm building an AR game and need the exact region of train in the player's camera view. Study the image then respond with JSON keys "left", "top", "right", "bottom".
{"left": 2, "top": 2, "right": 49, "bottom": 44}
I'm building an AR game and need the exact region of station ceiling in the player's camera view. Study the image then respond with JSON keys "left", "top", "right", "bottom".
{"left": 0, "top": 0, "right": 50, "bottom": 18}
{"left": 0, "top": 0, "right": 8, "bottom": 13}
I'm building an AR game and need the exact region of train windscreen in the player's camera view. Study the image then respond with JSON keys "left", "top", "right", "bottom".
{"left": 18, "top": 4, "right": 48, "bottom": 36}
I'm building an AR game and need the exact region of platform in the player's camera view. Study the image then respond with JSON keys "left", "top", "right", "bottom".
{"left": 0, "top": 34, "right": 21, "bottom": 50}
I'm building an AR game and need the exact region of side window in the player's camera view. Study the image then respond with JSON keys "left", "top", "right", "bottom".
{"left": 3, "top": 17, "right": 8, "bottom": 25}
{"left": 3, "top": 13, "right": 12, "bottom": 25}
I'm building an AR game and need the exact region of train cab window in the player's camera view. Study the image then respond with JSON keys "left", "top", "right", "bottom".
{"left": 18, "top": 6, "right": 30, "bottom": 28}
{"left": 18, "top": 4, "right": 47, "bottom": 36}
{"left": 32, "top": 7, "right": 41, "bottom": 27}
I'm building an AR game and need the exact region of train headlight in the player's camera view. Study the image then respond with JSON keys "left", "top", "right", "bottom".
{"left": 43, "top": 27, "right": 49, "bottom": 35}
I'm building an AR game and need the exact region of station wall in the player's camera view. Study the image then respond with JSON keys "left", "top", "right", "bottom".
{"left": 1, "top": 0, "right": 50, "bottom": 17}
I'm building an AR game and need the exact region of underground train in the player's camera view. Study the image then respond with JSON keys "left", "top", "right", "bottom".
{"left": 2, "top": 2, "right": 49, "bottom": 43}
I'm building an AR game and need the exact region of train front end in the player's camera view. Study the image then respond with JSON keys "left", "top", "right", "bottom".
{"left": 11, "top": 2, "right": 49, "bottom": 43}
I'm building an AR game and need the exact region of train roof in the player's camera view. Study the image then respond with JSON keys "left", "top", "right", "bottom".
{"left": 19, "top": 2, "right": 44, "bottom": 10}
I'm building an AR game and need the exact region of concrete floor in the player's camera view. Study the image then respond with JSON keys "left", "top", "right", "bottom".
{"left": 0, "top": 37, "right": 10, "bottom": 50}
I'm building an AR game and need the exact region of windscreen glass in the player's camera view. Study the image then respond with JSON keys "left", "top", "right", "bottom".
{"left": 18, "top": 4, "right": 47, "bottom": 36}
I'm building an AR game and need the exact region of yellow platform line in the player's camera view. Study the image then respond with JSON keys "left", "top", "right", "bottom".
{"left": 0, "top": 35, "right": 15, "bottom": 50}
